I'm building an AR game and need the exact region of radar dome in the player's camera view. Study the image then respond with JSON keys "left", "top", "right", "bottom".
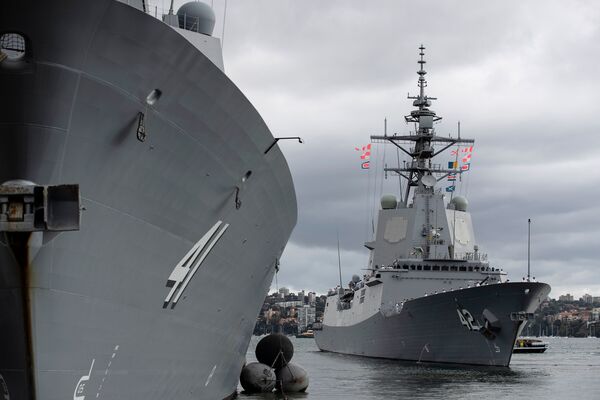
{"left": 352, "top": 274, "right": 360, "bottom": 283}
{"left": 451, "top": 196, "right": 468, "bottom": 212}
{"left": 380, "top": 194, "right": 398, "bottom": 210}
{"left": 177, "top": 2, "right": 216, "bottom": 35}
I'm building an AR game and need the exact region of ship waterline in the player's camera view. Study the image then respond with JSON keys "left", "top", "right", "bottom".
{"left": 0, "top": 1, "right": 296, "bottom": 399}
{"left": 316, "top": 282, "right": 550, "bottom": 366}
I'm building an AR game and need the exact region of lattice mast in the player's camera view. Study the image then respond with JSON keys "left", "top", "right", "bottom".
{"left": 371, "top": 45, "right": 474, "bottom": 207}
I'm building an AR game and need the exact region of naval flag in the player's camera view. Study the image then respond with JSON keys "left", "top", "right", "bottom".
{"left": 356, "top": 144, "right": 371, "bottom": 170}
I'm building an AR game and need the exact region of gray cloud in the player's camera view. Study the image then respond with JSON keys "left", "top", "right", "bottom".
{"left": 169, "top": 0, "right": 600, "bottom": 297}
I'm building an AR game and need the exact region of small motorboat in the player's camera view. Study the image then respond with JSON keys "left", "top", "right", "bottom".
{"left": 513, "top": 338, "right": 548, "bottom": 353}
{"left": 295, "top": 330, "right": 315, "bottom": 339}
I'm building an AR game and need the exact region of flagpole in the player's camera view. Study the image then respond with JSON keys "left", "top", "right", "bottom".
{"left": 337, "top": 230, "right": 343, "bottom": 294}
{"left": 451, "top": 121, "right": 460, "bottom": 201}
{"left": 527, "top": 218, "right": 531, "bottom": 282}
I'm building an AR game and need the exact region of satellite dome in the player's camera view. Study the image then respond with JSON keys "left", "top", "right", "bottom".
{"left": 352, "top": 274, "right": 360, "bottom": 283}
{"left": 380, "top": 194, "right": 398, "bottom": 210}
{"left": 451, "top": 196, "right": 468, "bottom": 212}
{"left": 177, "top": 1, "right": 216, "bottom": 36}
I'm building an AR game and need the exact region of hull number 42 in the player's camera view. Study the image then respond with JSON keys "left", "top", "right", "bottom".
{"left": 456, "top": 307, "right": 481, "bottom": 331}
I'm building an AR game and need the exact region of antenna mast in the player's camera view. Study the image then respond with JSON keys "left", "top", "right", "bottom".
{"left": 337, "top": 231, "right": 343, "bottom": 291}
{"left": 527, "top": 218, "right": 531, "bottom": 281}
{"left": 370, "top": 45, "right": 474, "bottom": 208}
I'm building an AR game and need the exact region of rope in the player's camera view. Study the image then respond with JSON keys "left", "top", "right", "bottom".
{"left": 270, "top": 346, "right": 290, "bottom": 398}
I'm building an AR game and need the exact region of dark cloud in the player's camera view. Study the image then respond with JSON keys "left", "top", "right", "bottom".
{"left": 169, "top": 0, "right": 600, "bottom": 297}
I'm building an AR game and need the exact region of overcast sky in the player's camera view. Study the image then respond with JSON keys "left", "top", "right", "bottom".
{"left": 168, "top": 0, "right": 600, "bottom": 298}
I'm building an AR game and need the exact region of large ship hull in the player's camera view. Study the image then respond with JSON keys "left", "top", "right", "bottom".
{"left": 315, "top": 282, "right": 550, "bottom": 367}
{"left": 0, "top": 1, "right": 296, "bottom": 399}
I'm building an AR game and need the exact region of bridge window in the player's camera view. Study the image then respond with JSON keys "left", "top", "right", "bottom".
{"left": 433, "top": 266, "right": 440, "bottom": 271}
{"left": 441, "top": 266, "right": 449, "bottom": 271}
{"left": 450, "top": 266, "right": 458, "bottom": 271}
{"left": 424, "top": 265, "right": 431, "bottom": 271}
{"left": 468, "top": 266, "right": 473, "bottom": 272}
{"left": 459, "top": 266, "right": 467, "bottom": 272}
{"left": 417, "top": 265, "right": 422, "bottom": 271}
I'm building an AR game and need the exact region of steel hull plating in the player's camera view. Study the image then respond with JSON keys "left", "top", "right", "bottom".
{"left": 0, "top": 1, "right": 296, "bottom": 399}
{"left": 315, "top": 283, "right": 550, "bottom": 367}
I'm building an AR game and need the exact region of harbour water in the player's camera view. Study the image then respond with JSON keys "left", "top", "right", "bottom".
{"left": 239, "top": 336, "right": 600, "bottom": 399}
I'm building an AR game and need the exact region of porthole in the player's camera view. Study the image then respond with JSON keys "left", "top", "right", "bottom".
{"left": 0, "top": 33, "right": 26, "bottom": 61}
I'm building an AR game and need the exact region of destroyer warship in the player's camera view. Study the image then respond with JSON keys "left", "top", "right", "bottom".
{"left": 314, "top": 47, "right": 550, "bottom": 367}
{"left": 0, "top": 0, "right": 296, "bottom": 398}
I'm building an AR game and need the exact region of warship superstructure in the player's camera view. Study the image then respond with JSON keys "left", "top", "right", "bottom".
{"left": 0, "top": 1, "right": 296, "bottom": 398}
{"left": 314, "top": 47, "right": 550, "bottom": 367}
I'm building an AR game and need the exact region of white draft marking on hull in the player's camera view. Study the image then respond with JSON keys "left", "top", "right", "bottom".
{"left": 93, "top": 344, "right": 121, "bottom": 400}
{"left": 164, "top": 221, "right": 229, "bottom": 307}
{"left": 73, "top": 359, "right": 94, "bottom": 400}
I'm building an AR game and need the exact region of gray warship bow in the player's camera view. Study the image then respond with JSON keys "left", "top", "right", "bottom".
{"left": 0, "top": 1, "right": 296, "bottom": 398}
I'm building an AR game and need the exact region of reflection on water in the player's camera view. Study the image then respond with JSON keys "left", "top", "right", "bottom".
{"left": 239, "top": 337, "right": 600, "bottom": 400}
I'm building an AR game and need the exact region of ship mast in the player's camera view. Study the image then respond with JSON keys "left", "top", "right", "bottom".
{"left": 371, "top": 45, "right": 474, "bottom": 207}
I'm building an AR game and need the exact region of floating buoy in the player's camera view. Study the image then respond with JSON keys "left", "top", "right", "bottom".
{"left": 255, "top": 333, "right": 293, "bottom": 369}
{"left": 276, "top": 362, "right": 309, "bottom": 392}
{"left": 239, "top": 362, "right": 276, "bottom": 393}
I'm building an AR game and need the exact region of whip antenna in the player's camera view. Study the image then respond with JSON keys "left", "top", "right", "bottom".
{"left": 337, "top": 231, "right": 343, "bottom": 292}
{"left": 527, "top": 218, "right": 531, "bottom": 281}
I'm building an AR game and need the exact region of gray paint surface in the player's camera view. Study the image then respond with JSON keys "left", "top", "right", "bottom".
{"left": 0, "top": 1, "right": 296, "bottom": 399}
{"left": 315, "top": 282, "right": 550, "bottom": 366}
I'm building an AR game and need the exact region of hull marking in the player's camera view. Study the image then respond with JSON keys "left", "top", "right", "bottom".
{"left": 164, "top": 221, "right": 229, "bottom": 307}
{"left": 456, "top": 307, "right": 481, "bottom": 331}
{"left": 205, "top": 364, "right": 218, "bottom": 387}
{"left": 95, "top": 345, "right": 120, "bottom": 399}
{"left": 73, "top": 359, "right": 94, "bottom": 400}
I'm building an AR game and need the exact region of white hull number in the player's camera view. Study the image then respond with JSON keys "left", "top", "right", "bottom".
{"left": 164, "top": 221, "right": 229, "bottom": 307}
{"left": 456, "top": 307, "right": 481, "bottom": 331}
